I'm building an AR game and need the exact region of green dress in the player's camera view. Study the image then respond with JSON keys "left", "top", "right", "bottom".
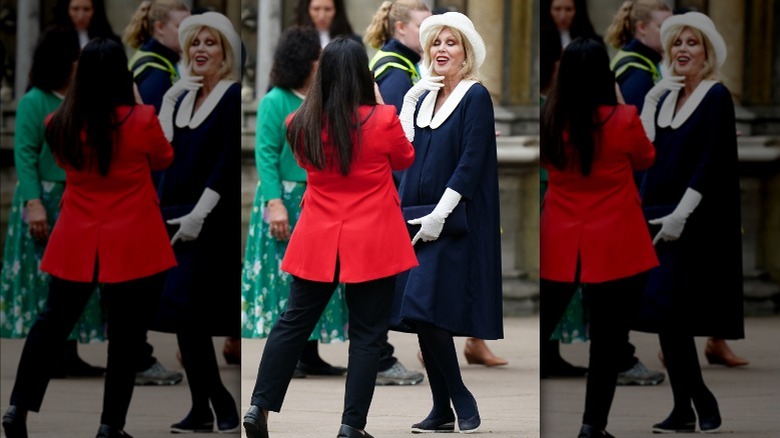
{"left": 241, "top": 87, "right": 348, "bottom": 341}
{"left": 0, "top": 88, "right": 105, "bottom": 342}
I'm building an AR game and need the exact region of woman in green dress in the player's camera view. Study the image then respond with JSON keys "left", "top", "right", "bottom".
{"left": 241, "top": 26, "right": 348, "bottom": 375}
{"left": 0, "top": 27, "right": 105, "bottom": 376}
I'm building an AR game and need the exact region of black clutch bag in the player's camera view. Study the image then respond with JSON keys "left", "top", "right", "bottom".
{"left": 402, "top": 202, "right": 468, "bottom": 238}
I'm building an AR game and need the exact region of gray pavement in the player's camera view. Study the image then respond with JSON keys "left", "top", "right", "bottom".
{"left": 542, "top": 316, "right": 780, "bottom": 438}
{"left": 3, "top": 317, "right": 778, "bottom": 437}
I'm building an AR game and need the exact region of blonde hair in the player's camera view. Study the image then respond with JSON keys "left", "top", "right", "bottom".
{"left": 422, "top": 25, "right": 480, "bottom": 82}
{"left": 605, "top": 0, "right": 670, "bottom": 49}
{"left": 181, "top": 25, "right": 237, "bottom": 81}
{"left": 664, "top": 25, "right": 719, "bottom": 80}
{"left": 123, "top": 0, "right": 189, "bottom": 49}
{"left": 363, "top": 0, "right": 430, "bottom": 49}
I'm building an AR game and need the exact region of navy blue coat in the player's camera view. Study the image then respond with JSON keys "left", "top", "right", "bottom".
{"left": 392, "top": 82, "right": 503, "bottom": 339}
{"left": 133, "top": 39, "right": 180, "bottom": 113}
{"left": 155, "top": 82, "right": 241, "bottom": 335}
{"left": 638, "top": 82, "right": 744, "bottom": 339}
{"left": 373, "top": 38, "right": 421, "bottom": 114}
{"left": 614, "top": 39, "right": 661, "bottom": 110}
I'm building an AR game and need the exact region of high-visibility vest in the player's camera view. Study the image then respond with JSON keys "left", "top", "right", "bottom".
{"left": 128, "top": 50, "right": 179, "bottom": 83}
{"left": 610, "top": 50, "right": 660, "bottom": 83}
{"left": 369, "top": 49, "right": 420, "bottom": 83}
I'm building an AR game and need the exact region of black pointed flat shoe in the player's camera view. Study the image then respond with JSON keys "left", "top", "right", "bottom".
{"left": 458, "top": 414, "right": 481, "bottom": 433}
{"left": 96, "top": 424, "right": 133, "bottom": 438}
{"left": 337, "top": 424, "right": 374, "bottom": 437}
{"left": 2, "top": 406, "right": 28, "bottom": 438}
{"left": 411, "top": 413, "right": 456, "bottom": 433}
{"left": 578, "top": 424, "right": 615, "bottom": 438}
{"left": 243, "top": 405, "right": 268, "bottom": 438}
{"left": 651, "top": 410, "right": 696, "bottom": 433}
{"left": 170, "top": 409, "right": 214, "bottom": 433}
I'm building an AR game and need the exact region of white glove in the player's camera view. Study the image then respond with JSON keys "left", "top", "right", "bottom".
{"left": 158, "top": 75, "right": 203, "bottom": 141}
{"left": 167, "top": 187, "right": 220, "bottom": 245}
{"left": 640, "top": 75, "right": 684, "bottom": 141}
{"left": 648, "top": 187, "right": 702, "bottom": 245}
{"left": 399, "top": 75, "right": 444, "bottom": 142}
{"left": 407, "top": 187, "right": 462, "bottom": 245}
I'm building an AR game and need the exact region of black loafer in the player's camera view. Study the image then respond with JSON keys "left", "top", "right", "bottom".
{"left": 96, "top": 424, "right": 133, "bottom": 438}
{"left": 170, "top": 410, "right": 214, "bottom": 433}
{"left": 411, "top": 414, "right": 455, "bottom": 433}
{"left": 578, "top": 424, "right": 615, "bottom": 438}
{"left": 296, "top": 360, "right": 347, "bottom": 376}
{"left": 651, "top": 410, "right": 696, "bottom": 433}
{"left": 695, "top": 397, "right": 721, "bottom": 433}
{"left": 2, "top": 406, "right": 28, "bottom": 438}
{"left": 458, "top": 414, "right": 481, "bottom": 433}
{"left": 337, "top": 424, "right": 374, "bottom": 437}
{"left": 243, "top": 405, "right": 268, "bottom": 438}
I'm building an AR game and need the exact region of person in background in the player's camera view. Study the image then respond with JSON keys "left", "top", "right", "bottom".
{"left": 243, "top": 37, "right": 417, "bottom": 438}
{"left": 392, "top": 12, "right": 502, "bottom": 433}
{"left": 0, "top": 27, "right": 106, "bottom": 380}
{"left": 637, "top": 12, "right": 744, "bottom": 433}
{"left": 541, "top": 37, "right": 658, "bottom": 438}
{"left": 52, "top": 0, "right": 120, "bottom": 48}
{"left": 295, "top": 0, "right": 362, "bottom": 48}
{"left": 123, "top": 0, "right": 191, "bottom": 112}
{"left": 241, "top": 26, "right": 349, "bottom": 379}
{"left": 1, "top": 37, "right": 176, "bottom": 438}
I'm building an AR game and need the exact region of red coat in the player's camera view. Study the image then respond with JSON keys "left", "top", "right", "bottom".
{"left": 541, "top": 105, "right": 658, "bottom": 283}
{"left": 281, "top": 104, "right": 418, "bottom": 282}
{"left": 41, "top": 105, "right": 176, "bottom": 283}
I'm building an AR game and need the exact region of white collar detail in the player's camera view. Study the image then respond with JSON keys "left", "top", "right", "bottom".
{"left": 175, "top": 80, "right": 235, "bottom": 130}
{"left": 416, "top": 80, "right": 477, "bottom": 129}
{"left": 657, "top": 80, "right": 718, "bottom": 129}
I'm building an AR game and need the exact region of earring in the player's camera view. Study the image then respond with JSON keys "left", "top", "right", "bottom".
{"left": 462, "top": 61, "right": 467, "bottom": 66}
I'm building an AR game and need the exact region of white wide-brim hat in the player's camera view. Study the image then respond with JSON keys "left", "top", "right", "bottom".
{"left": 419, "top": 12, "right": 486, "bottom": 68}
{"left": 178, "top": 12, "right": 241, "bottom": 80}
{"left": 660, "top": 11, "right": 726, "bottom": 69}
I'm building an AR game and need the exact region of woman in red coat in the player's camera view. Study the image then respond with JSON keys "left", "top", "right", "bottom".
{"left": 243, "top": 38, "right": 417, "bottom": 438}
{"left": 2, "top": 38, "right": 175, "bottom": 438}
{"left": 540, "top": 38, "right": 658, "bottom": 438}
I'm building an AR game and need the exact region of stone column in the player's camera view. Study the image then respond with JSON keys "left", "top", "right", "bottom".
{"left": 256, "top": 0, "right": 282, "bottom": 98}
{"left": 708, "top": 0, "right": 746, "bottom": 104}
{"left": 15, "top": 0, "right": 40, "bottom": 96}
{"left": 466, "top": 0, "right": 504, "bottom": 101}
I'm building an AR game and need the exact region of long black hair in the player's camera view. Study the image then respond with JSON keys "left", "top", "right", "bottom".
{"left": 45, "top": 38, "right": 136, "bottom": 176}
{"left": 286, "top": 37, "right": 376, "bottom": 175}
{"left": 296, "top": 0, "right": 355, "bottom": 39}
{"left": 28, "top": 26, "right": 81, "bottom": 92}
{"left": 541, "top": 37, "right": 618, "bottom": 176}
{"left": 52, "top": 0, "right": 118, "bottom": 40}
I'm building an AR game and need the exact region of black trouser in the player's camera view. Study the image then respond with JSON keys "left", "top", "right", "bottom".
{"left": 250, "top": 273, "right": 396, "bottom": 430}
{"left": 177, "top": 330, "right": 236, "bottom": 419}
{"left": 9, "top": 273, "right": 165, "bottom": 428}
{"left": 378, "top": 335, "right": 397, "bottom": 371}
{"left": 659, "top": 330, "right": 717, "bottom": 418}
{"left": 541, "top": 272, "right": 647, "bottom": 430}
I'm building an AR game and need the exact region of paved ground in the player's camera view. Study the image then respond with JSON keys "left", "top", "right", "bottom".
{"left": 542, "top": 316, "right": 780, "bottom": 438}
{"left": 2, "top": 316, "right": 778, "bottom": 437}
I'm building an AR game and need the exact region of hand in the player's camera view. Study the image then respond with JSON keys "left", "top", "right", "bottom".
{"left": 408, "top": 212, "right": 446, "bottom": 245}
{"left": 373, "top": 83, "right": 385, "bottom": 105}
{"left": 25, "top": 199, "right": 49, "bottom": 241}
{"left": 404, "top": 75, "right": 444, "bottom": 102}
{"left": 646, "top": 75, "right": 685, "bottom": 101}
{"left": 167, "top": 211, "right": 205, "bottom": 245}
{"left": 648, "top": 213, "right": 686, "bottom": 244}
{"left": 267, "top": 199, "right": 291, "bottom": 241}
{"left": 133, "top": 83, "right": 144, "bottom": 104}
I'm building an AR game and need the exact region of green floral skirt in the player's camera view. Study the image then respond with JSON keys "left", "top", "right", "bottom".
{"left": 241, "top": 181, "right": 348, "bottom": 342}
{"left": 551, "top": 286, "right": 589, "bottom": 343}
{"left": 0, "top": 181, "right": 106, "bottom": 342}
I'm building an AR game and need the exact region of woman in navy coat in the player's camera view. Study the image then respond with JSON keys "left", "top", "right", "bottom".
{"left": 638, "top": 12, "right": 743, "bottom": 433}
{"left": 155, "top": 12, "right": 241, "bottom": 433}
{"left": 393, "top": 12, "right": 501, "bottom": 433}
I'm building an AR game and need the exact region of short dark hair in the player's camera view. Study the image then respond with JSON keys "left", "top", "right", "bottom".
{"left": 28, "top": 26, "right": 81, "bottom": 92}
{"left": 270, "top": 26, "right": 320, "bottom": 89}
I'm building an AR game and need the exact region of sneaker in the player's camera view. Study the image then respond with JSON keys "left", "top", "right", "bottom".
{"left": 617, "top": 361, "right": 665, "bottom": 386}
{"left": 135, "top": 361, "right": 183, "bottom": 386}
{"left": 376, "top": 361, "right": 424, "bottom": 386}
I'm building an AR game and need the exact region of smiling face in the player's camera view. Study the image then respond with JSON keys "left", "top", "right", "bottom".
{"left": 188, "top": 27, "right": 224, "bottom": 79}
{"left": 669, "top": 27, "right": 707, "bottom": 80}
{"left": 309, "top": 0, "right": 336, "bottom": 32}
{"left": 68, "top": 0, "right": 94, "bottom": 31}
{"left": 429, "top": 27, "right": 466, "bottom": 80}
